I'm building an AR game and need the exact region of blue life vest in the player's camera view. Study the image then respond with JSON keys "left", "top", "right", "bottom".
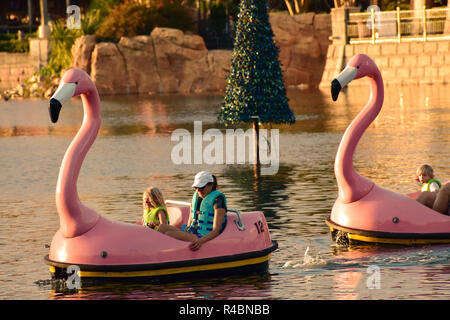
{"left": 187, "top": 190, "right": 227, "bottom": 237}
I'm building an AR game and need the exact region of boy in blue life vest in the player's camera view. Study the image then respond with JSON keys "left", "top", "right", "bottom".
{"left": 157, "top": 171, "right": 227, "bottom": 251}
{"left": 415, "top": 164, "right": 441, "bottom": 193}
{"left": 142, "top": 186, "right": 169, "bottom": 230}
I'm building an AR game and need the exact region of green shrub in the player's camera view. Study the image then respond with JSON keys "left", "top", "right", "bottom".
{"left": 0, "top": 39, "right": 29, "bottom": 53}
{"left": 0, "top": 33, "right": 16, "bottom": 41}
{"left": 81, "top": 9, "right": 104, "bottom": 35}
{"left": 89, "top": 0, "right": 122, "bottom": 15}
{"left": 95, "top": 0, "right": 193, "bottom": 42}
{"left": 39, "top": 19, "right": 81, "bottom": 77}
{"left": 0, "top": 32, "right": 35, "bottom": 53}
{"left": 156, "top": 0, "right": 195, "bottom": 32}
{"left": 95, "top": 1, "right": 160, "bottom": 41}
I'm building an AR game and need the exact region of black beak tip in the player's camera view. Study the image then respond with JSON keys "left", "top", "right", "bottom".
{"left": 331, "top": 79, "right": 342, "bottom": 102}
{"left": 49, "top": 98, "right": 62, "bottom": 123}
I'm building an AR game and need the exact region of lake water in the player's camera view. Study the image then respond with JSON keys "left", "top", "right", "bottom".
{"left": 0, "top": 84, "right": 449, "bottom": 300}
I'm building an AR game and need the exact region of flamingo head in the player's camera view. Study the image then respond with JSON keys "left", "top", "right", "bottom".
{"left": 331, "top": 54, "right": 380, "bottom": 101}
{"left": 49, "top": 68, "right": 93, "bottom": 123}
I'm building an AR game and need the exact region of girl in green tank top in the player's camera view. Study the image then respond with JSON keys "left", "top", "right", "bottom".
{"left": 142, "top": 186, "right": 169, "bottom": 230}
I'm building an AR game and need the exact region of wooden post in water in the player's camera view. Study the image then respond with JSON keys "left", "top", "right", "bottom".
{"left": 251, "top": 116, "right": 260, "bottom": 177}
{"left": 251, "top": 116, "right": 260, "bottom": 165}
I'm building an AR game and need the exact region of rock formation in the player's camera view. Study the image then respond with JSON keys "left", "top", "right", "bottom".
{"left": 70, "top": 12, "right": 331, "bottom": 95}
{"left": 71, "top": 35, "right": 96, "bottom": 75}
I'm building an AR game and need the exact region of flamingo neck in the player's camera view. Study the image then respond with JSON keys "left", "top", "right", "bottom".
{"left": 56, "top": 88, "right": 101, "bottom": 237}
{"left": 335, "top": 73, "right": 384, "bottom": 203}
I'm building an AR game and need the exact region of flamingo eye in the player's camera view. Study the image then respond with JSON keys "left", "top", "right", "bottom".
{"left": 74, "top": 81, "right": 78, "bottom": 85}
{"left": 356, "top": 66, "right": 360, "bottom": 69}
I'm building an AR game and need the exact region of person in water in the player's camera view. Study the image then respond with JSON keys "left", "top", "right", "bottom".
{"left": 416, "top": 182, "right": 450, "bottom": 216}
{"left": 415, "top": 165, "right": 450, "bottom": 215}
{"left": 415, "top": 164, "right": 441, "bottom": 193}
{"left": 157, "top": 171, "right": 227, "bottom": 251}
{"left": 142, "top": 186, "right": 169, "bottom": 230}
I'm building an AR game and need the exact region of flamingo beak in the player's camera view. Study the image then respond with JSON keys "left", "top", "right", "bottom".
{"left": 49, "top": 81, "right": 77, "bottom": 123}
{"left": 49, "top": 98, "right": 62, "bottom": 123}
{"left": 331, "top": 65, "right": 357, "bottom": 101}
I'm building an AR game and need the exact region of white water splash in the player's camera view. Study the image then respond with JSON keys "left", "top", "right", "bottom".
{"left": 282, "top": 246, "right": 327, "bottom": 268}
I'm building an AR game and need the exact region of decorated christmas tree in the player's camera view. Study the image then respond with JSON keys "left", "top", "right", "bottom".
{"left": 218, "top": 0, "right": 295, "bottom": 126}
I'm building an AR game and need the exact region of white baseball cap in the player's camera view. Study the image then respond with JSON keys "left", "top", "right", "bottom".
{"left": 192, "top": 171, "right": 214, "bottom": 188}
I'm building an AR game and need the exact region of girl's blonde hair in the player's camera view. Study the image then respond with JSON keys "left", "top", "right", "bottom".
{"left": 416, "top": 164, "right": 434, "bottom": 178}
{"left": 143, "top": 186, "right": 166, "bottom": 209}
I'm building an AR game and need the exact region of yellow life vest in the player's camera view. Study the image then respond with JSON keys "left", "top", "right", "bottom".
{"left": 142, "top": 206, "right": 169, "bottom": 230}
{"left": 421, "top": 178, "right": 441, "bottom": 192}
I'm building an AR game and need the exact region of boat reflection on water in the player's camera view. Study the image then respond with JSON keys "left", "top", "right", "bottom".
{"left": 330, "top": 243, "right": 450, "bottom": 299}
{"left": 332, "top": 268, "right": 362, "bottom": 300}
{"left": 46, "top": 273, "right": 272, "bottom": 300}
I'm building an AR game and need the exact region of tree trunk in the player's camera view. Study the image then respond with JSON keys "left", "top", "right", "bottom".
{"left": 39, "top": 0, "right": 49, "bottom": 25}
{"left": 27, "top": 0, "right": 33, "bottom": 32}
{"left": 294, "top": 0, "right": 300, "bottom": 13}
{"left": 284, "top": 0, "right": 294, "bottom": 16}
{"left": 39, "top": 0, "right": 50, "bottom": 38}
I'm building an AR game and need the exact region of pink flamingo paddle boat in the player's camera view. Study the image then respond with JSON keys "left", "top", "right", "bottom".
{"left": 44, "top": 68, "right": 277, "bottom": 282}
{"left": 326, "top": 54, "right": 450, "bottom": 245}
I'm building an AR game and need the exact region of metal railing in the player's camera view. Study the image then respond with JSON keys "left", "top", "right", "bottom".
{"left": 347, "top": 6, "right": 450, "bottom": 44}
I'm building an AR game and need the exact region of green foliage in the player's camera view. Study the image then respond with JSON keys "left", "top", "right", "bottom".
{"left": 89, "top": 0, "right": 122, "bottom": 14}
{"left": 0, "top": 39, "right": 29, "bottom": 53}
{"left": 156, "top": 0, "right": 195, "bottom": 31}
{"left": 39, "top": 19, "right": 81, "bottom": 77}
{"left": 38, "top": 1, "right": 117, "bottom": 75}
{"left": 33, "top": 0, "right": 193, "bottom": 78}
{"left": 1, "top": 0, "right": 194, "bottom": 79}
{"left": 95, "top": 1, "right": 157, "bottom": 41}
{"left": 218, "top": 0, "right": 295, "bottom": 126}
{"left": 81, "top": 9, "right": 104, "bottom": 35}
{"left": 95, "top": 0, "right": 193, "bottom": 42}
{"left": 0, "top": 33, "right": 34, "bottom": 53}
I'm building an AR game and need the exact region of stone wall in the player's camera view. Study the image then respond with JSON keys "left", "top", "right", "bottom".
{"left": 320, "top": 40, "right": 450, "bottom": 87}
{"left": 71, "top": 12, "right": 332, "bottom": 96}
{"left": 0, "top": 53, "right": 38, "bottom": 90}
{"left": 0, "top": 39, "right": 48, "bottom": 91}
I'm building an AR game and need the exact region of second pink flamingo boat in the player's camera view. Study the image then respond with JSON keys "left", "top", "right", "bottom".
{"left": 326, "top": 54, "right": 450, "bottom": 246}
{"left": 44, "top": 68, "right": 277, "bottom": 283}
